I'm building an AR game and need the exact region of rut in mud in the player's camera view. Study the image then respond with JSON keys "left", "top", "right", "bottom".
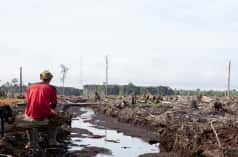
{"left": 68, "top": 107, "right": 160, "bottom": 157}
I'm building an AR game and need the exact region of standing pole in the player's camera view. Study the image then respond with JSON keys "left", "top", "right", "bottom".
{"left": 105, "top": 56, "right": 109, "bottom": 96}
{"left": 80, "top": 56, "right": 83, "bottom": 89}
{"left": 62, "top": 79, "right": 64, "bottom": 96}
{"left": 60, "top": 64, "right": 69, "bottom": 96}
{"left": 20, "top": 66, "right": 23, "bottom": 96}
{"left": 104, "top": 56, "right": 109, "bottom": 139}
{"left": 227, "top": 60, "right": 231, "bottom": 98}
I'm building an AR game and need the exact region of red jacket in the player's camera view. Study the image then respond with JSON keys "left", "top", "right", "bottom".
{"left": 25, "top": 82, "right": 57, "bottom": 119}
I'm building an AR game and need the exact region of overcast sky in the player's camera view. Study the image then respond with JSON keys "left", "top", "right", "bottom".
{"left": 0, "top": 0, "right": 238, "bottom": 90}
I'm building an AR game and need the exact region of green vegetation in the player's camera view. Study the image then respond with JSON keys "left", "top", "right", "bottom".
{"left": 0, "top": 83, "right": 82, "bottom": 97}
{"left": 175, "top": 89, "right": 238, "bottom": 97}
{"left": 0, "top": 80, "right": 237, "bottom": 97}
{"left": 83, "top": 83, "right": 174, "bottom": 96}
{"left": 84, "top": 84, "right": 238, "bottom": 97}
{"left": 56, "top": 87, "right": 82, "bottom": 96}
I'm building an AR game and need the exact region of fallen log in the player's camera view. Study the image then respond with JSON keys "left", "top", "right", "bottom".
{"left": 210, "top": 120, "right": 224, "bottom": 157}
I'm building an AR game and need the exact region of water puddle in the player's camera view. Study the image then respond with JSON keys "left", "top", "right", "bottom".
{"left": 68, "top": 108, "right": 160, "bottom": 157}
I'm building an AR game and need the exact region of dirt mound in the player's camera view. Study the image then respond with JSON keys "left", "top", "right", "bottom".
{"left": 92, "top": 96, "right": 238, "bottom": 157}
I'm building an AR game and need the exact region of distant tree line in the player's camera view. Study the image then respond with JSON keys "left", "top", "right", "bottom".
{"left": 0, "top": 81, "right": 82, "bottom": 97}
{"left": 1, "top": 79, "right": 237, "bottom": 98}
{"left": 56, "top": 87, "right": 82, "bottom": 96}
{"left": 174, "top": 89, "right": 238, "bottom": 97}
{"left": 83, "top": 83, "right": 175, "bottom": 96}
{"left": 84, "top": 84, "right": 238, "bottom": 97}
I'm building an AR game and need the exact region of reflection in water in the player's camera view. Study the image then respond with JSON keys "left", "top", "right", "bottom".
{"left": 69, "top": 108, "right": 160, "bottom": 157}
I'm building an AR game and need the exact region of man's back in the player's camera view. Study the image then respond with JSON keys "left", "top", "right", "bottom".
{"left": 25, "top": 83, "right": 57, "bottom": 119}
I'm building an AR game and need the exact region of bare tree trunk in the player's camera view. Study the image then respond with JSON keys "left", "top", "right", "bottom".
{"left": 105, "top": 56, "right": 108, "bottom": 97}
{"left": 60, "top": 64, "right": 69, "bottom": 96}
{"left": 227, "top": 61, "right": 231, "bottom": 98}
{"left": 62, "top": 80, "right": 65, "bottom": 96}
{"left": 20, "top": 66, "right": 23, "bottom": 96}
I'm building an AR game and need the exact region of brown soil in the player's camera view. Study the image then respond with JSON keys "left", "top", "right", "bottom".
{"left": 0, "top": 102, "right": 114, "bottom": 157}
{"left": 1, "top": 96, "right": 238, "bottom": 157}
{"left": 0, "top": 98, "right": 24, "bottom": 105}
{"left": 63, "top": 147, "right": 112, "bottom": 157}
{"left": 139, "top": 152, "right": 178, "bottom": 157}
{"left": 89, "top": 96, "right": 238, "bottom": 157}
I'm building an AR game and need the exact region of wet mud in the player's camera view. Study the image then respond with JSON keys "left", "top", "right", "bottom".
{"left": 68, "top": 107, "right": 159, "bottom": 157}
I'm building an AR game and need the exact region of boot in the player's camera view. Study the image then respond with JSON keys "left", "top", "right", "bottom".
{"left": 48, "top": 127, "right": 61, "bottom": 146}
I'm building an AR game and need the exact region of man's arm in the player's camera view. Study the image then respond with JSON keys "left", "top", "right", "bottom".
{"left": 50, "top": 86, "right": 57, "bottom": 109}
{"left": 26, "top": 87, "right": 31, "bottom": 105}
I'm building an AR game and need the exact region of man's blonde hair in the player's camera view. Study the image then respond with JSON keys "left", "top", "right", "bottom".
{"left": 40, "top": 70, "right": 53, "bottom": 81}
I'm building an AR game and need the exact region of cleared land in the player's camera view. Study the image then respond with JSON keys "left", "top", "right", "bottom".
{"left": 0, "top": 96, "right": 238, "bottom": 157}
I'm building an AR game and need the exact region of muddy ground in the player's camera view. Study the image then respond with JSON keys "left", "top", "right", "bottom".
{"left": 1, "top": 95, "right": 238, "bottom": 157}
{"left": 0, "top": 102, "right": 112, "bottom": 157}
{"left": 89, "top": 95, "right": 238, "bottom": 157}
{"left": 89, "top": 111, "right": 177, "bottom": 157}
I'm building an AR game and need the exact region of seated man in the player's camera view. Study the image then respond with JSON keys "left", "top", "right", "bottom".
{"left": 25, "top": 70, "right": 60, "bottom": 149}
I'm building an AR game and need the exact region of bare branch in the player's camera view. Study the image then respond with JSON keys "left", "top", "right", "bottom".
{"left": 60, "top": 64, "right": 69, "bottom": 96}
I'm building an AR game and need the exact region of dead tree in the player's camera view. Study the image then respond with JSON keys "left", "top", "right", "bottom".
{"left": 105, "top": 56, "right": 109, "bottom": 96}
{"left": 0, "top": 90, "right": 6, "bottom": 97}
{"left": 191, "top": 99, "right": 198, "bottom": 109}
{"left": 131, "top": 94, "right": 137, "bottom": 105}
{"left": 214, "top": 101, "right": 226, "bottom": 114}
{"left": 19, "top": 66, "right": 23, "bottom": 96}
{"left": 152, "top": 95, "right": 156, "bottom": 102}
{"left": 60, "top": 64, "right": 69, "bottom": 96}
{"left": 145, "top": 95, "right": 149, "bottom": 103}
{"left": 227, "top": 60, "right": 231, "bottom": 98}
{"left": 94, "top": 91, "right": 101, "bottom": 102}
{"left": 11, "top": 78, "right": 18, "bottom": 87}
{"left": 9, "top": 78, "right": 18, "bottom": 97}
{"left": 197, "top": 94, "right": 203, "bottom": 103}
